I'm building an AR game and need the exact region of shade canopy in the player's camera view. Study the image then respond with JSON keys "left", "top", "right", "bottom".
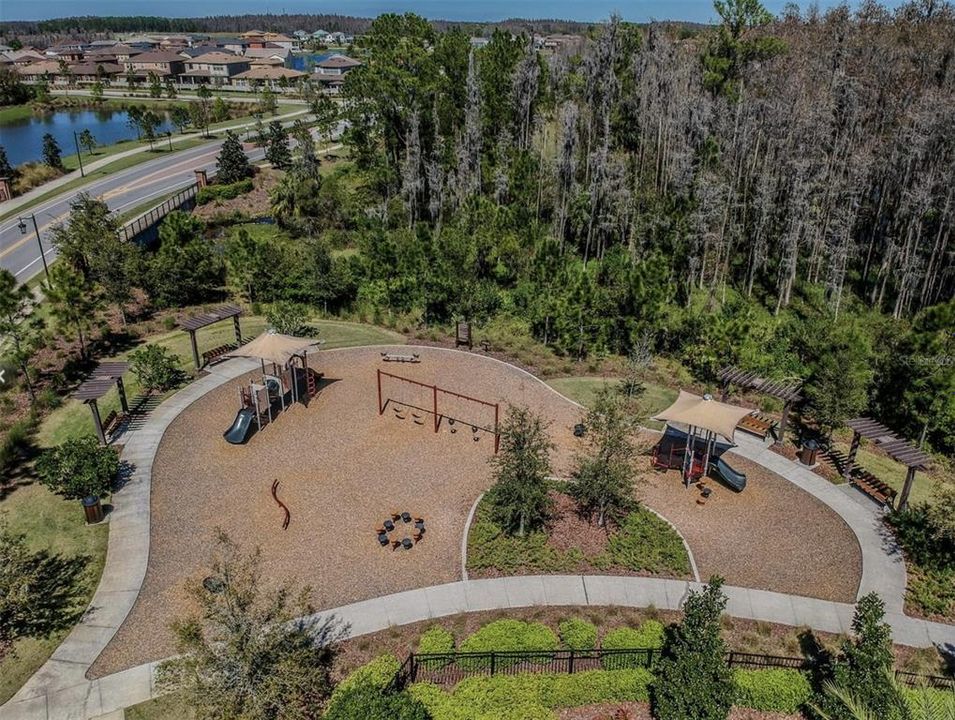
{"left": 653, "top": 390, "right": 753, "bottom": 443}
{"left": 224, "top": 332, "right": 319, "bottom": 366}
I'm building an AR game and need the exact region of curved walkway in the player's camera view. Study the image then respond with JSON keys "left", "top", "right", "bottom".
{"left": 1, "top": 351, "right": 951, "bottom": 720}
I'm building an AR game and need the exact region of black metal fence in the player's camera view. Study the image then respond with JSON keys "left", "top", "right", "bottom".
{"left": 390, "top": 648, "right": 955, "bottom": 692}
{"left": 119, "top": 183, "right": 199, "bottom": 244}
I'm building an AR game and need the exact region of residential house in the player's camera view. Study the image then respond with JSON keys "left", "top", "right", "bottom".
{"left": 124, "top": 50, "right": 186, "bottom": 80}
{"left": 5, "top": 50, "right": 46, "bottom": 67}
{"left": 313, "top": 54, "right": 361, "bottom": 76}
{"left": 231, "top": 65, "right": 305, "bottom": 90}
{"left": 181, "top": 51, "right": 250, "bottom": 86}
{"left": 242, "top": 46, "right": 291, "bottom": 66}
{"left": 17, "top": 60, "right": 64, "bottom": 83}
{"left": 179, "top": 45, "right": 232, "bottom": 59}
{"left": 70, "top": 61, "right": 124, "bottom": 84}
{"left": 216, "top": 38, "right": 250, "bottom": 54}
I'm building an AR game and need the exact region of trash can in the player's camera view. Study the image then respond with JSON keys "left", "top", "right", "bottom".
{"left": 82, "top": 496, "right": 104, "bottom": 524}
{"left": 799, "top": 439, "right": 820, "bottom": 466}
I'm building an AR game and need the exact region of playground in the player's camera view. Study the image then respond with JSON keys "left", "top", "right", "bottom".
{"left": 90, "top": 346, "right": 866, "bottom": 678}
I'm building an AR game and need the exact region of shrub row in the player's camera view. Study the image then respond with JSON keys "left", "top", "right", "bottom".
{"left": 196, "top": 178, "right": 253, "bottom": 205}
{"left": 330, "top": 653, "right": 818, "bottom": 718}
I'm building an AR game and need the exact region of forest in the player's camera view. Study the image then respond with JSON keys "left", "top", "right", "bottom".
{"left": 306, "top": 1, "right": 953, "bottom": 455}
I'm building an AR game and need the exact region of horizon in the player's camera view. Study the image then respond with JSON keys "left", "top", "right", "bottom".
{"left": 0, "top": 0, "right": 910, "bottom": 25}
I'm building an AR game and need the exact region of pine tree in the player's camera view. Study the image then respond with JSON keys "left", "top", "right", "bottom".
{"left": 0, "top": 269, "right": 41, "bottom": 403}
{"left": 44, "top": 264, "right": 101, "bottom": 360}
{"left": 215, "top": 131, "right": 251, "bottom": 184}
{"left": 488, "top": 405, "right": 553, "bottom": 537}
{"left": 0, "top": 145, "right": 13, "bottom": 178}
{"left": 264, "top": 120, "right": 292, "bottom": 170}
{"left": 42, "top": 133, "right": 63, "bottom": 169}
{"left": 651, "top": 577, "right": 735, "bottom": 720}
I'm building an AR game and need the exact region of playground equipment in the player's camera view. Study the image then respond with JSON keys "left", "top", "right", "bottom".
{"left": 222, "top": 332, "right": 323, "bottom": 444}
{"left": 712, "top": 457, "right": 747, "bottom": 492}
{"left": 381, "top": 352, "right": 421, "bottom": 363}
{"left": 376, "top": 368, "right": 500, "bottom": 453}
{"left": 271, "top": 479, "right": 291, "bottom": 530}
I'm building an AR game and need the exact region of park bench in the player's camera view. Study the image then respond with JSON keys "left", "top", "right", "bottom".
{"left": 737, "top": 412, "right": 778, "bottom": 440}
{"left": 381, "top": 352, "right": 421, "bottom": 363}
{"left": 202, "top": 344, "right": 235, "bottom": 367}
{"left": 102, "top": 410, "right": 127, "bottom": 439}
{"left": 849, "top": 471, "right": 897, "bottom": 508}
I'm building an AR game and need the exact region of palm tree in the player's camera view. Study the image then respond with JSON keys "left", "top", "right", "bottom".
{"left": 812, "top": 673, "right": 954, "bottom": 720}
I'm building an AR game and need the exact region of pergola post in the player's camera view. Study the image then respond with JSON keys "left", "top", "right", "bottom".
{"left": 844, "top": 430, "right": 861, "bottom": 481}
{"left": 88, "top": 400, "right": 106, "bottom": 446}
{"left": 777, "top": 401, "right": 791, "bottom": 445}
{"left": 233, "top": 315, "right": 242, "bottom": 346}
{"left": 720, "top": 381, "right": 730, "bottom": 403}
{"left": 116, "top": 377, "right": 130, "bottom": 414}
{"left": 189, "top": 329, "right": 201, "bottom": 370}
{"left": 899, "top": 466, "right": 917, "bottom": 511}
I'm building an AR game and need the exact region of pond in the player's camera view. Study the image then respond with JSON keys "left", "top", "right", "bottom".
{"left": 290, "top": 52, "right": 333, "bottom": 71}
{"left": 0, "top": 107, "right": 176, "bottom": 166}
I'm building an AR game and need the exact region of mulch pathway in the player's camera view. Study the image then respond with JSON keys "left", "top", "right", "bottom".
{"left": 89, "top": 347, "right": 863, "bottom": 677}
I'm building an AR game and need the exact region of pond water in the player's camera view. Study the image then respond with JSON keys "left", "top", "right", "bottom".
{"left": 290, "top": 52, "right": 333, "bottom": 71}
{"left": 0, "top": 107, "right": 176, "bottom": 166}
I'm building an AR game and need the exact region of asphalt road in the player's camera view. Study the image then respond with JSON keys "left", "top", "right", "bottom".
{"left": 0, "top": 139, "right": 249, "bottom": 281}
{"left": 0, "top": 122, "right": 343, "bottom": 283}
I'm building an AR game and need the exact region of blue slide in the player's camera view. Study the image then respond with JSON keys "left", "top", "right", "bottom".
{"left": 712, "top": 457, "right": 747, "bottom": 492}
{"left": 224, "top": 408, "right": 255, "bottom": 445}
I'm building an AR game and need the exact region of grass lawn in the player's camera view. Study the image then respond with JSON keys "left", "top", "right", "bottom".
{"left": 125, "top": 692, "right": 195, "bottom": 720}
{"left": 0, "top": 104, "right": 34, "bottom": 122}
{"left": 37, "top": 317, "right": 404, "bottom": 448}
{"left": 0, "top": 483, "right": 109, "bottom": 704}
{"left": 547, "top": 376, "right": 678, "bottom": 430}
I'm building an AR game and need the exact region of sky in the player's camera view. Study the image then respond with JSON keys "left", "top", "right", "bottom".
{"left": 0, "top": 0, "right": 906, "bottom": 23}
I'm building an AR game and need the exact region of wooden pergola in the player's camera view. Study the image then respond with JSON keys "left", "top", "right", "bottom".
{"left": 179, "top": 304, "right": 243, "bottom": 370}
{"left": 72, "top": 361, "right": 130, "bottom": 445}
{"left": 845, "top": 417, "right": 932, "bottom": 510}
{"left": 718, "top": 365, "right": 803, "bottom": 443}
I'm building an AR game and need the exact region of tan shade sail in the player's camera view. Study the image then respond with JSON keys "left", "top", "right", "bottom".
{"left": 224, "top": 332, "right": 319, "bottom": 366}
{"left": 653, "top": 390, "right": 753, "bottom": 443}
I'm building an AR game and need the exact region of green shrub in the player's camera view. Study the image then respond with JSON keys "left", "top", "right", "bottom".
{"left": 129, "top": 344, "right": 182, "bottom": 394}
{"left": 459, "top": 620, "right": 558, "bottom": 669}
{"left": 600, "top": 621, "right": 665, "bottom": 669}
{"left": 323, "top": 684, "right": 429, "bottom": 720}
{"left": 196, "top": 178, "right": 253, "bottom": 205}
{"left": 329, "top": 654, "right": 400, "bottom": 704}
{"left": 408, "top": 668, "right": 653, "bottom": 720}
{"left": 35, "top": 437, "right": 119, "bottom": 500}
{"left": 733, "top": 669, "right": 812, "bottom": 714}
{"left": 419, "top": 625, "right": 455, "bottom": 654}
{"left": 602, "top": 508, "right": 690, "bottom": 576}
{"left": 558, "top": 618, "right": 597, "bottom": 651}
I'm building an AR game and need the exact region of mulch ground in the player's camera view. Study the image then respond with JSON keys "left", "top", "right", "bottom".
{"left": 89, "top": 347, "right": 863, "bottom": 677}
{"left": 637, "top": 446, "right": 862, "bottom": 603}
{"left": 557, "top": 703, "right": 800, "bottom": 720}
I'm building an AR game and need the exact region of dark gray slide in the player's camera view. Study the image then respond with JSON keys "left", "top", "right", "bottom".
{"left": 224, "top": 408, "right": 255, "bottom": 444}
{"left": 713, "top": 457, "right": 747, "bottom": 492}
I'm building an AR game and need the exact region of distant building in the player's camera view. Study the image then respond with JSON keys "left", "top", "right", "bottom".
{"left": 124, "top": 50, "right": 186, "bottom": 80}
{"left": 241, "top": 31, "right": 298, "bottom": 51}
{"left": 17, "top": 60, "right": 64, "bottom": 83}
{"left": 70, "top": 61, "right": 124, "bottom": 84}
{"left": 231, "top": 65, "right": 305, "bottom": 91}
{"left": 181, "top": 51, "right": 250, "bottom": 86}
{"left": 470, "top": 37, "right": 490, "bottom": 49}
{"left": 313, "top": 53, "right": 361, "bottom": 76}
{"left": 242, "top": 46, "right": 291, "bottom": 67}
{"left": 5, "top": 50, "right": 46, "bottom": 67}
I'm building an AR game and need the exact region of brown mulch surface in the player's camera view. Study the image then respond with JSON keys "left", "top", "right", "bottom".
{"left": 638, "top": 447, "right": 862, "bottom": 603}
{"left": 545, "top": 492, "right": 613, "bottom": 558}
{"left": 557, "top": 703, "right": 801, "bottom": 720}
{"left": 89, "top": 346, "right": 864, "bottom": 677}
{"left": 191, "top": 167, "right": 279, "bottom": 221}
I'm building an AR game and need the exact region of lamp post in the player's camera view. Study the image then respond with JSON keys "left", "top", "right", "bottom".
{"left": 17, "top": 214, "right": 51, "bottom": 283}
{"left": 73, "top": 130, "right": 85, "bottom": 177}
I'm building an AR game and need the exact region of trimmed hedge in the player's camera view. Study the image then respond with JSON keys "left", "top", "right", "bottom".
{"left": 196, "top": 178, "right": 253, "bottom": 205}
{"left": 323, "top": 684, "right": 429, "bottom": 720}
{"left": 419, "top": 625, "right": 455, "bottom": 654}
{"left": 600, "top": 621, "right": 666, "bottom": 669}
{"left": 409, "top": 668, "right": 654, "bottom": 720}
{"left": 559, "top": 618, "right": 598, "bottom": 651}
{"left": 459, "top": 620, "right": 559, "bottom": 669}
{"left": 328, "top": 654, "right": 399, "bottom": 705}
{"left": 733, "top": 669, "right": 812, "bottom": 714}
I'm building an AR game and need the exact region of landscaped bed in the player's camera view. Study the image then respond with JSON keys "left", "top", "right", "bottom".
{"left": 467, "top": 491, "right": 691, "bottom": 579}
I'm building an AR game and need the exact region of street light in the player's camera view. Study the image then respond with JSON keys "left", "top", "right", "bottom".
{"left": 17, "top": 213, "right": 51, "bottom": 283}
{"left": 73, "top": 130, "right": 85, "bottom": 177}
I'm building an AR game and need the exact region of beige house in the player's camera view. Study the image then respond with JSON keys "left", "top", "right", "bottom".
{"left": 70, "top": 61, "right": 124, "bottom": 84}
{"left": 232, "top": 65, "right": 305, "bottom": 90}
{"left": 124, "top": 50, "right": 185, "bottom": 79}
{"left": 314, "top": 54, "right": 361, "bottom": 76}
{"left": 181, "top": 51, "right": 250, "bottom": 86}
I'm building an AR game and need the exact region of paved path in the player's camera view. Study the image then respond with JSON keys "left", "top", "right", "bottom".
{"left": 1, "top": 353, "right": 951, "bottom": 720}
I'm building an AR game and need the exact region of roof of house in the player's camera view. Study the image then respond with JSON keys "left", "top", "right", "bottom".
{"left": 233, "top": 66, "right": 306, "bottom": 81}
{"left": 18, "top": 60, "right": 63, "bottom": 76}
{"left": 6, "top": 50, "right": 46, "bottom": 63}
{"left": 188, "top": 51, "right": 248, "bottom": 65}
{"left": 88, "top": 39, "right": 119, "bottom": 47}
{"left": 243, "top": 47, "right": 290, "bottom": 59}
{"left": 129, "top": 51, "right": 186, "bottom": 64}
{"left": 216, "top": 37, "right": 249, "bottom": 46}
{"left": 316, "top": 54, "right": 361, "bottom": 69}
{"left": 71, "top": 62, "right": 124, "bottom": 75}
{"left": 179, "top": 45, "right": 231, "bottom": 58}
{"left": 251, "top": 56, "right": 284, "bottom": 66}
